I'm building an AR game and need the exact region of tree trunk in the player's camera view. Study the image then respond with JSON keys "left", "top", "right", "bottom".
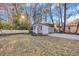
{"left": 59, "top": 4, "right": 63, "bottom": 32}
{"left": 49, "top": 5, "right": 54, "bottom": 24}
{"left": 49, "top": 6, "right": 55, "bottom": 32}
{"left": 75, "top": 22, "right": 79, "bottom": 34}
{"left": 63, "top": 3, "right": 66, "bottom": 33}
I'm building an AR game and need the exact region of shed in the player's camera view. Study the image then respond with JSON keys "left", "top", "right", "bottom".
{"left": 32, "top": 23, "right": 54, "bottom": 35}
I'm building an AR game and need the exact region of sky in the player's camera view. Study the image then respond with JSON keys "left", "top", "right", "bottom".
{"left": 0, "top": 3, "right": 79, "bottom": 24}
{"left": 51, "top": 3, "right": 79, "bottom": 23}
{"left": 0, "top": 10, "right": 8, "bottom": 22}
{"left": 66, "top": 3, "right": 79, "bottom": 23}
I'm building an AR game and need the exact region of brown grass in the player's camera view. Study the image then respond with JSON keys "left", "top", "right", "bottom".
{"left": 0, "top": 34, "right": 79, "bottom": 56}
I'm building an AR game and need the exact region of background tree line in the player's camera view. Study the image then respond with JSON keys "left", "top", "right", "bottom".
{"left": 0, "top": 3, "right": 79, "bottom": 34}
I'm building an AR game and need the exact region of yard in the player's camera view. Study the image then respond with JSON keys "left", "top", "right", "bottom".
{"left": 0, "top": 34, "right": 79, "bottom": 56}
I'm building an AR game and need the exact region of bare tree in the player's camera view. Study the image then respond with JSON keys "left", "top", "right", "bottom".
{"left": 56, "top": 3, "right": 62, "bottom": 32}
{"left": 63, "top": 3, "right": 67, "bottom": 33}
{"left": 49, "top": 4, "right": 55, "bottom": 26}
{"left": 75, "top": 6, "right": 79, "bottom": 34}
{"left": 75, "top": 22, "right": 79, "bottom": 33}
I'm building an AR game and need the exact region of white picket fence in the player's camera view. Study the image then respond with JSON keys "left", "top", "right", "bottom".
{"left": 0, "top": 30, "right": 29, "bottom": 34}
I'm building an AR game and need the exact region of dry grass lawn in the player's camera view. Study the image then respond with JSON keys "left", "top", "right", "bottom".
{"left": 0, "top": 34, "right": 79, "bottom": 56}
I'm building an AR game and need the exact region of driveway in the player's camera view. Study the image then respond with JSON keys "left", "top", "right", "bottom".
{"left": 48, "top": 33, "right": 79, "bottom": 40}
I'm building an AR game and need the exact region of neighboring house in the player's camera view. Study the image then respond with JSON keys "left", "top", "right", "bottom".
{"left": 32, "top": 23, "right": 54, "bottom": 35}
{"left": 66, "top": 18, "right": 79, "bottom": 33}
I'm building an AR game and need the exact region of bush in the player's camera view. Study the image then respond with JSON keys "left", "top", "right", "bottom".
{"left": 0, "top": 22, "right": 3, "bottom": 29}
{"left": 0, "top": 22, "right": 13, "bottom": 30}
{"left": 59, "top": 30, "right": 64, "bottom": 33}
{"left": 31, "top": 32, "right": 37, "bottom": 36}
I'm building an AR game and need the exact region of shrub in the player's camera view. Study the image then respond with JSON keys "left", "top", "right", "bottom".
{"left": 0, "top": 22, "right": 13, "bottom": 30}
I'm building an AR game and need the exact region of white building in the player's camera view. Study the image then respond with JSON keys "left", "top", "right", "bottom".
{"left": 32, "top": 23, "right": 54, "bottom": 35}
